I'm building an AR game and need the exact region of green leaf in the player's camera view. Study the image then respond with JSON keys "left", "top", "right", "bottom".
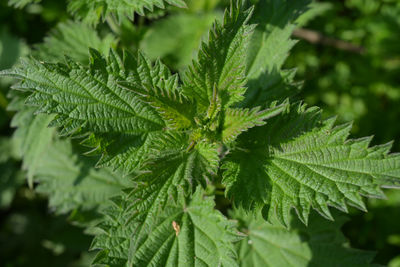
{"left": 222, "top": 104, "right": 400, "bottom": 226}
{"left": 0, "top": 28, "right": 29, "bottom": 71}
{"left": 34, "top": 138, "right": 132, "bottom": 214}
{"left": 68, "top": 0, "right": 187, "bottom": 25}
{"left": 7, "top": 90, "right": 56, "bottom": 188}
{"left": 92, "top": 187, "right": 241, "bottom": 267}
{"left": 295, "top": 2, "right": 333, "bottom": 27}
{"left": 91, "top": 138, "right": 237, "bottom": 266}
{"left": 246, "top": 0, "right": 310, "bottom": 78}
{"left": 8, "top": 0, "right": 187, "bottom": 23}
{"left": 0, "top": 138, "right": 24, "bottom": 209}
{"left": 118, "top": 59, "right": 196, "bottom": 130}
{"left": 233, "top": 208, "right": 375, "bottom": 267}
{"left": 244, "top": 68, "right": 301, "bottom": 109}
{"left": 34, "top": 20, "right": 115, "bottom": 64}
{"left": 1, "top": 50, "right": 175, "bottom": 173}
{"left": 0, "top": 28, "right": 29, "bottom": 95}
{"left": 221, "top": 101, "right": 287, "bottom": 143}
{"left": 243, "top": 0, "right": 310, "bottom": 107}
{"left": 7, "top": 90, "right": 131, "bottom": 216}
{"left": 7, "top": 0, "right": 40, "bottom": 8}
{"left": 183, "top": 1, "right": 255, "bottom": 110}
{"left": 140, "top": 12, "right": 218, "bottom": 69}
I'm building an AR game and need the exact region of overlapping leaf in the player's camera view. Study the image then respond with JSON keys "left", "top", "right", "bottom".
{"left": 1, "top": 49, "right": 194, "bottom": 173}
{"left": 4, "top": 0, "right": 399, "bottom": 266}
{"left": 91, "top": 137, "right": 239, "bottom": 266}
{"left": 34, "top": 20, "right": 115, "bottom": 64}
{"left": 5, "top": 23, "right": 120, "bottom": 184}
{"left": 243, "top": 0, "right": 311, "bottom": 107}
{"left": 68, "top": 0, "right": 187, "bottom": 24}
{"left": 93, "top": 187, "right": 240, "bottom": 266}
{"left": 8, "top": 0, "right": 187, "bottom": 24}
{"left": 7, "top": 90, "right": 131, "bottom": 217}
{"left": 7, "top": 90, "right": 56, "bottom": 187}
{"left": 35, "top": 138, "right": 132, "bottom": 214}
{"left": 223, "top": 104, "right": 400, "bottom": 226}
{"left": 222, "top": 101, "right": 287, "bottom": 143}
{"left": 7, "top": 0, "right": 40, "bottom": 8}
{"left": 246, "top": 0, "right": 310, "bottom": 79}
{"left": 118, "top": 62, "right": 195, "bottom": 130}
{"left": 140, "top": 12, "right": 218, "bottom": 69}
{"left": 183, "top": 0, "right": 255, "bottom": 110}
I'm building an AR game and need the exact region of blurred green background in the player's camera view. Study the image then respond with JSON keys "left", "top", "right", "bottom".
{"left": 0, "top": 0, "right": 399, "bottom": 266}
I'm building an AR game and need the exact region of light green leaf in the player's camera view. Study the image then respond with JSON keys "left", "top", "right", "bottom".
{"left": 246, "top": 0, "right": 310, "bottom": 80}
{"left": 1, "top": 49, "right": 173, "bottom": 173}
{"left": 7, "top": 90, "right": 56, "bottom": 188}
{"left": 222, "top": 101, "right": 287, "bottom": 143}
{"left": 234, "top": 209, "right": 375, "bottom": 267}
{"left": 140, "top": 12, "right": 218, "bottom": 69}
{"left": 7, "top": 90, "right": 131, "bottom": 216}
{"left": 92, "top": 187, "right": 241, "bottom": 267}
{"left": 296, "top": 1, "right": 333, "bottom": 27}
{"left": 34, "top": 20, "right": 115, "bottom": 64}
{"left": 8, "top": 0, "right": 187, "bottom": 24}
{"left": 223, "top": 104, "right": 400, "bottom": 226}
{"left": 389, "top": 256, "right": 400, "bottom": 267}
{"left": 68, "top": 0, "right": 187, "bottom": 24}
{"left": 0, "top": 138, "right": 24, "bottom": 209}
{"left": 7, "top": 0, "right": 40, "bottom": 8}
{"left": 243, "top": 0, "right": 310, "bottom": 107}
{"left": 118, "top": 59, "right": 196, "bottom": 130}
{"left": 35, "top": 138, "right": 132, "bottom": 214}
{"left": 91, "top": 137, "right": 237, "bottom": 266}
{"left": 183, "top": 1, "right": 255, "bottom": 110}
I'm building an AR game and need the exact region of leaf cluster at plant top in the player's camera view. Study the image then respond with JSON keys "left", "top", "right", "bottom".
{"left": 1, "top": 0, "right": 400, "bottom": 266}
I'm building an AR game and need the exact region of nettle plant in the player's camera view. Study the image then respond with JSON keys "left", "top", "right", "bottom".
{"left": 2, "top": 0, "right": 400, "bottom": 266}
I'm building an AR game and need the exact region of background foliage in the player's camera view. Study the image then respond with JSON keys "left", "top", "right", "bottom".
{"left": 0, "top": 0, "right": 399, "bottom": 266}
